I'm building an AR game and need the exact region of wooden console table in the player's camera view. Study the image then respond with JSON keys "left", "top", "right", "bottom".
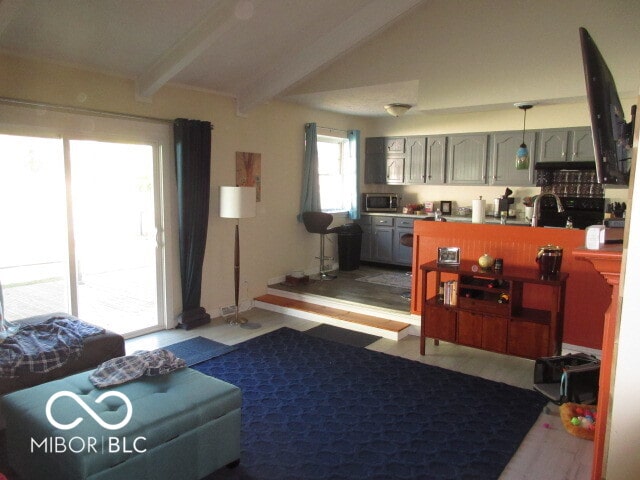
{"left": 419, "top": 260, "right": 567, "bottom": 359}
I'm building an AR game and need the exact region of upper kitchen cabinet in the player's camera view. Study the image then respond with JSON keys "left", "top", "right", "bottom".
{"left": 489, "top": 131, "right": 536, "bottom": 186}
{"left": 446, "top": 134, "right": 488, "bottom": 184}
{"left": 386, "top": 156, "right": 405, "bottom": 184}
{"left": 385, "top": 137, "right": 406, "bottom": 155}
{"left": 536, "top": 127, "right": 595, "bottom": 163}
{"left": 570, "top": 127, "right": 596, "bottom": 162}
{"left": 405, "top": 136, "right": 428, "bottom": 184}
{"left": 386, "top": 137, "right": 407, "bottom": 184}
{"left": 364, "top": 136, "right": 407, "bottom": 184}
{"left": 364, "top": 137, "right": 386, "bottom": 184}
{"left": 426, "top": 136, "right": 447, "bottom": 184}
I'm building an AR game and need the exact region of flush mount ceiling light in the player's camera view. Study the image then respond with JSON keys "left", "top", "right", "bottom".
{"left": 384, "top": 103, "right": 412, "bottom": 117}
{"left": 514, "top": 102, "right": 534, "bottom": 170}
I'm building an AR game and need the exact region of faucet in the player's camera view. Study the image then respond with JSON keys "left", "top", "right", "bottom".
{"left": 531, "top": 193, "right": 564, "bottom": 227}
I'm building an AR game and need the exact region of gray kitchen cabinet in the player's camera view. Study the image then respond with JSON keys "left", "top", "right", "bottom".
{"left": 358, "top": 215, "right": 417, "bottom": 266}
{"left": 405, "top": 136, "right": 427, "bottom": 184}
{"left": 426, "top": 136, "right": 447, "bottom": 184}
{"left": 371, "top": 216, "right": 394, "bottom": 263}
{"left": 392, "top": 217, "right": 414, "bottom": 265}
{"left": 355, "top": 216, "right": 372, "bottom": 261}
{"left": 386, "top": 136, "right": 407, "bottom": 184}
{"left": 537, "top": 127, "right": 594, "bottom": 163}
{"left": 365, "top": 136, "right": 407, "bottom": 184}
{"left": 537, "top": 129, "right": 570, "bottom": 162}
{"left": 385, "top": 137, "right": 406, "bottom": 155}
{"left": 446, "top": 134, "right": 488, "bottom": 184}
{"left": 364, "top": 137, "right": 386, "bottom": 184}
{"left": 386, "top": 157, "right": 405, "bottom": 184}
{"left": 489, "top": 131, "right": 536, "bottom": 186}
{"left": 570, "top": 127, "right": 595, "bottom": 162}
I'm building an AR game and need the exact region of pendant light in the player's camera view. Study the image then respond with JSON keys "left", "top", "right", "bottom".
{"left": 515, "top": 103, "right": 533, "bottom": 170}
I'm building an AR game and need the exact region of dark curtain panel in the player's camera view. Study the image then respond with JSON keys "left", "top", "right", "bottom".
{"left": 174, "top": 118, "right": 212, "bottom": 329}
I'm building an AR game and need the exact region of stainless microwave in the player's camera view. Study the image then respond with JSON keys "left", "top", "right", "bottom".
{"left": 363, "top": 193, "right": 398, "bottom": 212}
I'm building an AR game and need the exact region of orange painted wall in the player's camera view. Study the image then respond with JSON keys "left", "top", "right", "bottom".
{"left": 411, "top": 222, "right": 611, "bottom": 350}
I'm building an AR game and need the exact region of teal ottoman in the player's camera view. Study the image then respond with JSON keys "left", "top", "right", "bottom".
{"left": 1, "top": 368, "right": 241, "bottom": 479}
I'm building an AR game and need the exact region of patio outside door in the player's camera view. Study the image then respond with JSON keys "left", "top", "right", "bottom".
{"left": 68, "top": 139, "right": 162, "bottom": 335}
{"left": 0, "top": 134, "right": 164, "bottom": 336}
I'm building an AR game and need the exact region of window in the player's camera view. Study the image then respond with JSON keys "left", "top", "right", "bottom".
{"left": 317, "top": 134, "right": 350, "bottom": 212}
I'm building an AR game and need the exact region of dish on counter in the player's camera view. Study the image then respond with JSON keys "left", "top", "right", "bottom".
{"left": 457, "top": 206, "right": 472, "bottom": 216}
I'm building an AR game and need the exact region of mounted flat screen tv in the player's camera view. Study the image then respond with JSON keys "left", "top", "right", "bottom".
{"left": 579, "top": 27, "right": 636, "bottom": 185}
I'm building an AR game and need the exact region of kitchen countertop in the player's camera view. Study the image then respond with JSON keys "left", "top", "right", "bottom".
{"left": 360, "top": 211, "right": 531, "bottom": 226}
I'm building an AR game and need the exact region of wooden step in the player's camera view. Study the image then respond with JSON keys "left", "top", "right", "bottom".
{"left": 254, "top": 294, "right": 412, "bottom": 340}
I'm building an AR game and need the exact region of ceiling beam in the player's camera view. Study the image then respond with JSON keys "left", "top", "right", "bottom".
{"left": 0, "top": 0, "right": 23, "bottom": 37}
{"left": 235, "top": 0, "right": 424, "bottom": 115}
{"left": 135, "top": 0, "right": 249, "bottom": 100}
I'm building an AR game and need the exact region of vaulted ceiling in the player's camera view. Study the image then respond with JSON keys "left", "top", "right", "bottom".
{"left": 1, "top": 0, "right": 639, "bottom": 117}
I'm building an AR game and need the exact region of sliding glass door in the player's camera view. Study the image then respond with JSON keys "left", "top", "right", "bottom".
{"left": 0, "top": 134, "right": 69, "bottom": 316}
{"left": 0, "top": 133, "right": 164, "bottom": 336}
{"left": 68, "top": 140, "right": 161, "bottom": 334}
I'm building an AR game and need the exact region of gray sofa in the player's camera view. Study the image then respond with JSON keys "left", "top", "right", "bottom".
{"left": 0, "top": 282, "right": 125, "bottom": 396}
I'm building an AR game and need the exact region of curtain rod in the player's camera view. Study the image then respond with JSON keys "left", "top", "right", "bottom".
{"left": 0, "top": 97, "right": 214, "bottom": 129}
{"left": 306, "top": 123, "right": 350, "bottom": 133}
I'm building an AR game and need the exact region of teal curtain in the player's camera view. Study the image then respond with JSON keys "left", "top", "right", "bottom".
{"left": 347, "top": 130, "right": 361, "bottom": 219}
{"left": 298, "top": 123, "right": 321, "bottom": 221}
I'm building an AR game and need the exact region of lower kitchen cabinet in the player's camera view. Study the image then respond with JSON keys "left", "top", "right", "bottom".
{"left": 357, "top": 215, "right": 415, "bottom": 267}
{"left": 419, "top": 260, "right": 567, "bottom": 359}
{"left": 372, "top": 224, "right": 393, "bottom": 262}
{"left": 356, "top": 216, "right": 373, "bottom": 261}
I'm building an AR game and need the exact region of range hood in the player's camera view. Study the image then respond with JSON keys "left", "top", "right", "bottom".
{"left": 534, "top": 161, "right": 596, "bottom": 171}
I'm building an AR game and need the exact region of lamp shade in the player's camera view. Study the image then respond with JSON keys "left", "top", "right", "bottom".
{"left": 219, "top": 186, "right": 256, "bottom": 219}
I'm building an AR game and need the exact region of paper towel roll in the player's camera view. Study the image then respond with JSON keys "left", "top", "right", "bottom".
{"left": 472, "top": 198, "right": 485, "bottom": 223}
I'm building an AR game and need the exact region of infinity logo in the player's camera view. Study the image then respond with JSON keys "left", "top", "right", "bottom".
{"left": 46, "top": 391, "right": 133, "bottom": 431}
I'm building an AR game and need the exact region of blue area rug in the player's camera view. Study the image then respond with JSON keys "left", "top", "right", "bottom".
{"left": 164, "top": 336, "right": 236, "bottom": 366}
{"left": 195, "top": 327, "right": 546, "bottom": 480}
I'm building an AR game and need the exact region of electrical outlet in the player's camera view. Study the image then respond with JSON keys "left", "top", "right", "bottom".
{"left": 220, "top": 305, "right": 237, "bottom": 317}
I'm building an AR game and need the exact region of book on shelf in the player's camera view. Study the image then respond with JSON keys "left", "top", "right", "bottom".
{"left": 443, "top": 280, "right": 458, "bottom": 306}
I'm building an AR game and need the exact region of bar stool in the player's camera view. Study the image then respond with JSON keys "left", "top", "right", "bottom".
{"left": 302, "top": 211, "right": 339, "bottom": 280}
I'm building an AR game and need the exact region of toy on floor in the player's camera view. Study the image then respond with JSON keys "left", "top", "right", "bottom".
{"left": 559, "top": 402, "right": 597, "bottom": 440}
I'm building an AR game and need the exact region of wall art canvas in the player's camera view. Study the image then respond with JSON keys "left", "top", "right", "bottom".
{"left": 236, "top": 151, "right": 261, "bottom": 201}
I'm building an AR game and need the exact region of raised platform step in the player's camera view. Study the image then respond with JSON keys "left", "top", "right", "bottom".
{"left": 254, "top": 293, "right": 412, "bottom": 341}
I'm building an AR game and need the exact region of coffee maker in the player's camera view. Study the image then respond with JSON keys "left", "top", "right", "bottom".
{"left": 494, "top": 188, "right": 514, "bottom": 218}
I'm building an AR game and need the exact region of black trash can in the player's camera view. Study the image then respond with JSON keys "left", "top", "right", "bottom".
{"left": 334, "top": 223, "right": 363, "bottom": 271}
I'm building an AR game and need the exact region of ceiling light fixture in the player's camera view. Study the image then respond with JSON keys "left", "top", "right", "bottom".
{"left": 515, "top": 102, "right": 534, "bottom": 170}
{"left": 384, "top": 103, "right": 412, "bottom": 117}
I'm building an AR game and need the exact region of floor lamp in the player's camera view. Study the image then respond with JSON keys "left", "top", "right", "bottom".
{"left": 219, "top": 186, "right": 257, "bottom": 328}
